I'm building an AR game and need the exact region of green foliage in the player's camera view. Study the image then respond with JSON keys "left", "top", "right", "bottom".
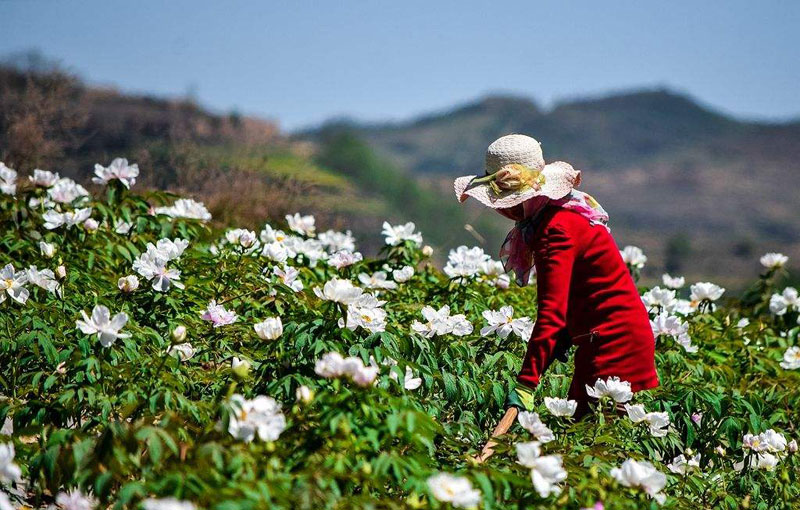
{"left": 0, "top": 175, "right": 799, "bottom": 510}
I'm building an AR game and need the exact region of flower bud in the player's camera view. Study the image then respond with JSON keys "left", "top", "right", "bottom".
{"left": 789, "top": 439, "right": 798, "bottom": 453}
{"left": 56, "top": 265, "right": 67, "bottom": 279}
{"left": 118, "top": 275, "right": 139, "bottom": 293}
{"left": 231, "top": 356, "right": 251, "bottom": 379}
{"left": 715, "top": 446, "right": 726, "bottom": 457}
{"left": 172, "top": 325, "right": 187, "bottom": 342}
{"left": 168, "top": 342, "right": 195, "bottom": 361}
{"left": 295, "top": 385, "right": 314, "bottom": 404}
{"left": 422, "top": 245, "right": 433, "bottom": 257}
{"left": 83, "top": 218, "right": 99, "bottom": 232}
{"left": 254, "top": 316, "right": 283, "bottom": 340}
{"left": 39, "top": 241, "right": 56, "bottom": 259}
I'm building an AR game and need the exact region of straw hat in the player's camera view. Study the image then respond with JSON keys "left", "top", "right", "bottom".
{"left": 453, "top": 134, "right": 581, "bottom": 208}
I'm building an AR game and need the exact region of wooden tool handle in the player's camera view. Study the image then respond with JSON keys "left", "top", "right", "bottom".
{"left": 475, "top": 407, "right": 518, "bottom": 463}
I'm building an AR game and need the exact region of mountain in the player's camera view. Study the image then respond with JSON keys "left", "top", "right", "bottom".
{"left": 305, "top": 90, "right": 800, "bottom": 288}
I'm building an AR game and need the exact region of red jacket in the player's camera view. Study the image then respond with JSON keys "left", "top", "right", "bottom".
{"left": 517, "top": 206, "right": 659, "bottom": 401}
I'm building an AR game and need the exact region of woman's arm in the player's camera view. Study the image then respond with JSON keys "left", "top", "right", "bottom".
{"left": 517, "top": 223, "right": 576, "bottom": 388}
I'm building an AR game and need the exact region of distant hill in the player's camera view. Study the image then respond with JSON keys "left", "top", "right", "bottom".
{"left": 304, "top": 90, "right": 800, "bottom": 287}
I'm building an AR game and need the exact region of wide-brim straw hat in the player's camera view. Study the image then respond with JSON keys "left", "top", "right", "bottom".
{"left": 454, "top": 134, "right": 581, "bottom": 209}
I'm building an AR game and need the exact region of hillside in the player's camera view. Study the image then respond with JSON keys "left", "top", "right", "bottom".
{"left": 306, "top": 91, "right": 800, "bottom": 287}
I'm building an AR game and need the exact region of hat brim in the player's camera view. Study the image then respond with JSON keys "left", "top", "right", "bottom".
{"left": 453, "top": 162, "right": 580, "bottom": 209}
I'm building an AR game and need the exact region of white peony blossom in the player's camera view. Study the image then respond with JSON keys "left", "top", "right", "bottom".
{"left": 341, "top": 293, "right": 388, "bottom": 333}
{"left": 327, "top": 250, "right": 363, "bottom": 270}
{"left": 667, "top": 453, "right": 701, "bottom": 475}
{"left": 480, "top": 305, "right": 534, "bottom": 340}
{"left": 318, "top": 229, "right": 356, "bottom": 253}
{"left": 286, "top": 213, "right": 316, "bottom": 237}
{"left": 0, "top": 163, "right": 18, "bottom": 195}
{"left": 39, "top": 241, "right": 57, "bottom": 258}
{"left": 585, "top": 376, "right": 633, "bottom": 403}
{"left": 76, "top": 305, "right": 130, "bottom": 347}
{"left": 661, "top": 273, "right": 685, "bottom": 289}
{"left": 641, "top": 287, "right": 677, "bottom": 312}
{"left": 444, "top": 245, "right": 491, "bottom": 279}
{"left": 779, "top": 346, "right": 800, "bottom": 370}
{"left": 624, "top": 404, "right": 670, "bottom": 437}
{"left": 517, "top": 411, "right": 555, "bottom": 443}
{"left": 132, "top": 239, "right": 188, "bottom": 292}
{"left": 47, "top": 177, "right": 89, "bottom": 204}
{"left": 610, "top": 459, "right": 667, "bottom": 503}
{"left": 227, "top": 394, "right": 286, "bottom": 442}
{"left": 314, "top": 278, "right": 363, "bottom": 305}
{"left": 650, "top": 313, "right": 697, "bottom": 353}
{"left": 760, "top": 252, "right": 788, "bottom": 270}
{"left": 411, "top": 305, "right": 473, "bottom": 338}
{"left": 743, "top": 429, "right": 787, "bottom": 453}
{"left": 225, "top": 228, "right": 258, "bottom": 249}
{"left": 43, "top": 208, "right": 93, "bottom": 230}
{"left": 142, "top": 497, "right": 197, "bottom": 510}
{"left": 254, "top": 316, "right": 283, "bottom": 340}
{"left": 29, "top": 169, "right": 59, "bottom": 188}
{"left": 155, "top": 198, "right": 212, "bottom": 221}
{"left": 314, "top": 352, "right": 378, "bottom": 387}
{"left": 201, "top": 300, "right": 237, "bottom": 328}
{"left": 93, "top": 158, "right": 139, "bottom": 188}
{"left": 690, "top": 282, "right": 725, "bottom": 304}
{"left": 0, "top": 443, "right": 21, "bottom": 482}
{"left": 620, "top": 246, "right": 647, "bottom": 269}
{"left": 55, "top": 489, "right": 93, "bottom": 510}
{"left": 382, "top": 221, "right": 423, "bottom": 246}
{"left": 516, "top": 441, "right": 567, "bottom": 497}
{"left": 117, "top": 275, "right": 139, "bottom": 293}
{"left": 272, "top": 265, "right": 304, "bottom": 293}
{"left": 427, "top": 473, "right": 481, "bottom": 509}
{"left": 769, "top": 287, "right": 799, "bottom": 316}
{"left": 168, "top": 342, "right": 195, "bottom": 361}
{"left": 358, "top": 270, "right": 398, "bottom": 290}
{"left": 392, "top": 265, "right": 414, "bottom": 283}
{"left": 0, "top": 264, "right": 30, "bottom": 305}
{"left": 544, "top": 397, "right": 578, "bottom": 417}
{"left": 25, "top": 266, "right": 60, "bottom": 294}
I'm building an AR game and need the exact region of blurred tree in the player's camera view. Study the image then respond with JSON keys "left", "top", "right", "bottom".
{"left": 664, "top": 233, "right": 692, "bottom": 274}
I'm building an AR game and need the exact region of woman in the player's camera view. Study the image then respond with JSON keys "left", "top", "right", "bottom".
{"left": 454, "top": 134, "right": 658, "bottom": 417}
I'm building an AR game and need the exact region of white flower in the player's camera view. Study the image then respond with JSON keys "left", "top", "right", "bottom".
{"left": 544, "top": 397, "right": 578, "bottom": 417}
{"left": 0, "top": 163, "right": 18, "bottom": 195}
{"left": 55, "top": 489, "right": 93, "bottom": 510}
{"left": 132, "top": 239, "right": 188, "bottom": 292}
{"left": 225, "top": 228, "right": 258, "bottom": 249}
{"left": 93, "top": 158, "right": 139, "bottom": 188}
{"left": 141, "top": 497, "right": 196, "bottom": 510}
{"left": 444, "top": 246, "right": 491, "bottom": 279}
{"left": 610, "top": 459, "right": 667, "bottom": 503}
{"left": 272, "top": 265, "right": 304, "bottom": 292}
{"left": 624, "top": 404, "right": 670, "bottom": 437}
{"left": 769, "top": 287, "right": 799, "bottom": 316}
{"left": 83, "top": 218, "right": 99, "bottom": 232}
{"left": 382, "top": 221, "right": 423, "bottom": 246}
{"left": 254, "top": 317, "right": 283, "bottom": 340}
{"left": 76, "top": 305, "right": 130, "bottom": 347}
{"left": 401, "top": 366, "right": 422, "bottom": 390}
{"left": 286, "top": 213, "right": 316, "bottom": 237}
{"left": 411, "top": 305, "right": 473, "bottom": 337}
{"left": 780, "top": 346, "right": 800, "bottom": 370}
{"left": 789, "top": 439, "right": 798, "bottom": 453}
{"left": 585, "top": 376, "right": 633, "bottom": 403}
{"left": 341, "top": 293, "right": 387, "bottom": 333}
{"left": 351, "top": 365, "right": 379, "bottom": 386}
{"left": 318, "top": 229, "right": 356, "bottom": 252}
{"left": 118, "top": 275, "right": 139, "bottom": 293}
{"left": 427, "top": 473, "right": 481, "bottom": 509}
{"left": 168, "top": 342, "right": 195, "bottom": 361}
{"left": 43, "top": 207, "right": 93, "bottom": 229}
{"left": 662, "top": 274, "right": 685, "bottom": 289}
{"left": 201, "top": 300, "right": 237, "bottom": 327}
{"left": 314, "top": 352, "right": 378, "bottom": 387}
{"left": 0, "top": 443, "right": 21, "bottom": 482}
{"left": 620, "top": 246, "right": 647, "bottom": 269}
{"left": 641, "top": 287, "right": 677, "bottom": 312}
{"left": 262, "top": 241, "right": 289, "bottom": 263}
{"left": 155, "top": 198, "right": 212, "bottom": 221}
{"left": 690, "top": 282, "right": 725, "bottom": 303}
{"left": 667, "top": 453, "right": 701, "bottom": 475}
{"left": 231, "top": 356, "right": 250, "bottom": 371}
{"left": 517, "top": 411, "right": 555, "bottom": 443}
{"left": 47, "top": 178, "right": 89, "bottom": 204}
{"left": 736, "top": 318, "right": 750, "bottom": 329}
{"left": 29, "top": 169, "right": 59, "bottom": 188}
{"left": 296, "top": 385, "right": 314, "bottom": 404}
{"left": 39, "top": 241, "right": 57, "bottom": 258}
{"left": 422, "top": 245, "right": 433, "bottom": 257}
{"left": 760, "top": 252, "right": 788, "bottom": 270}
{"left": 650, "top": 313, "right": 697, "bottom": 353}
{"left": 314, "top": 278, "right": 363, "bottom": 305}
{"left": 480, "top": 306, "right": 534, "bottom": 340}
{"left": 743, "top": 429, "right": 787, "bottom": 453}
{"left": 172, "top": 325, "right": 187, "bottom": 342}
{"left": 259, "top": 224, "right": 288, "bottom": 244}
{"left": 0, "top": 264, "right": 30, "bottom": 305}
{"left": 358, "top": 271, "right": 398, "bottom": 290}
{"left": 56, "top": 265, "right": 66, "bottom": 279}
{"left": 228, "top": 394, "right": 286, "bottom": 442}
{"left": 26, "top": 266, "right": 60, "bottom": 294}
{"left": 327, "top": 250, "right": 363, "bottom": 269}
{"left": 314, "top": 352, "right": 346, "bottom": 378}
{"left": 0, "top": 491, "right": 11, "bottom": 510}
{"left": 392, "top": 265, "right": 415, "bottom": 283}
{"left": 515, "top": 441, "right": 567, "bottom": 498}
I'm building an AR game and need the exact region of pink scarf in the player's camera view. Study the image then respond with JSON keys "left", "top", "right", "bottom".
{"left": 497, "top": 190, "right": 609, "bottom": 286}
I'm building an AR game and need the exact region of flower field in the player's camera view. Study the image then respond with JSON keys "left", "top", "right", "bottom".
{"left": 0, "top": 159, "right": 799, "bottom": 510}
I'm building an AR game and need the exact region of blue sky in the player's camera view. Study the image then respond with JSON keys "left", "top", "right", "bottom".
{"left": 2, "top": 0, "right": 799, "bottom": 130}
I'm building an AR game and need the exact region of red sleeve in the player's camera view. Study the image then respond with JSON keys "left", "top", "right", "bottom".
{"left": 517, "top": 222, "right": 576, "bottom": 388}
